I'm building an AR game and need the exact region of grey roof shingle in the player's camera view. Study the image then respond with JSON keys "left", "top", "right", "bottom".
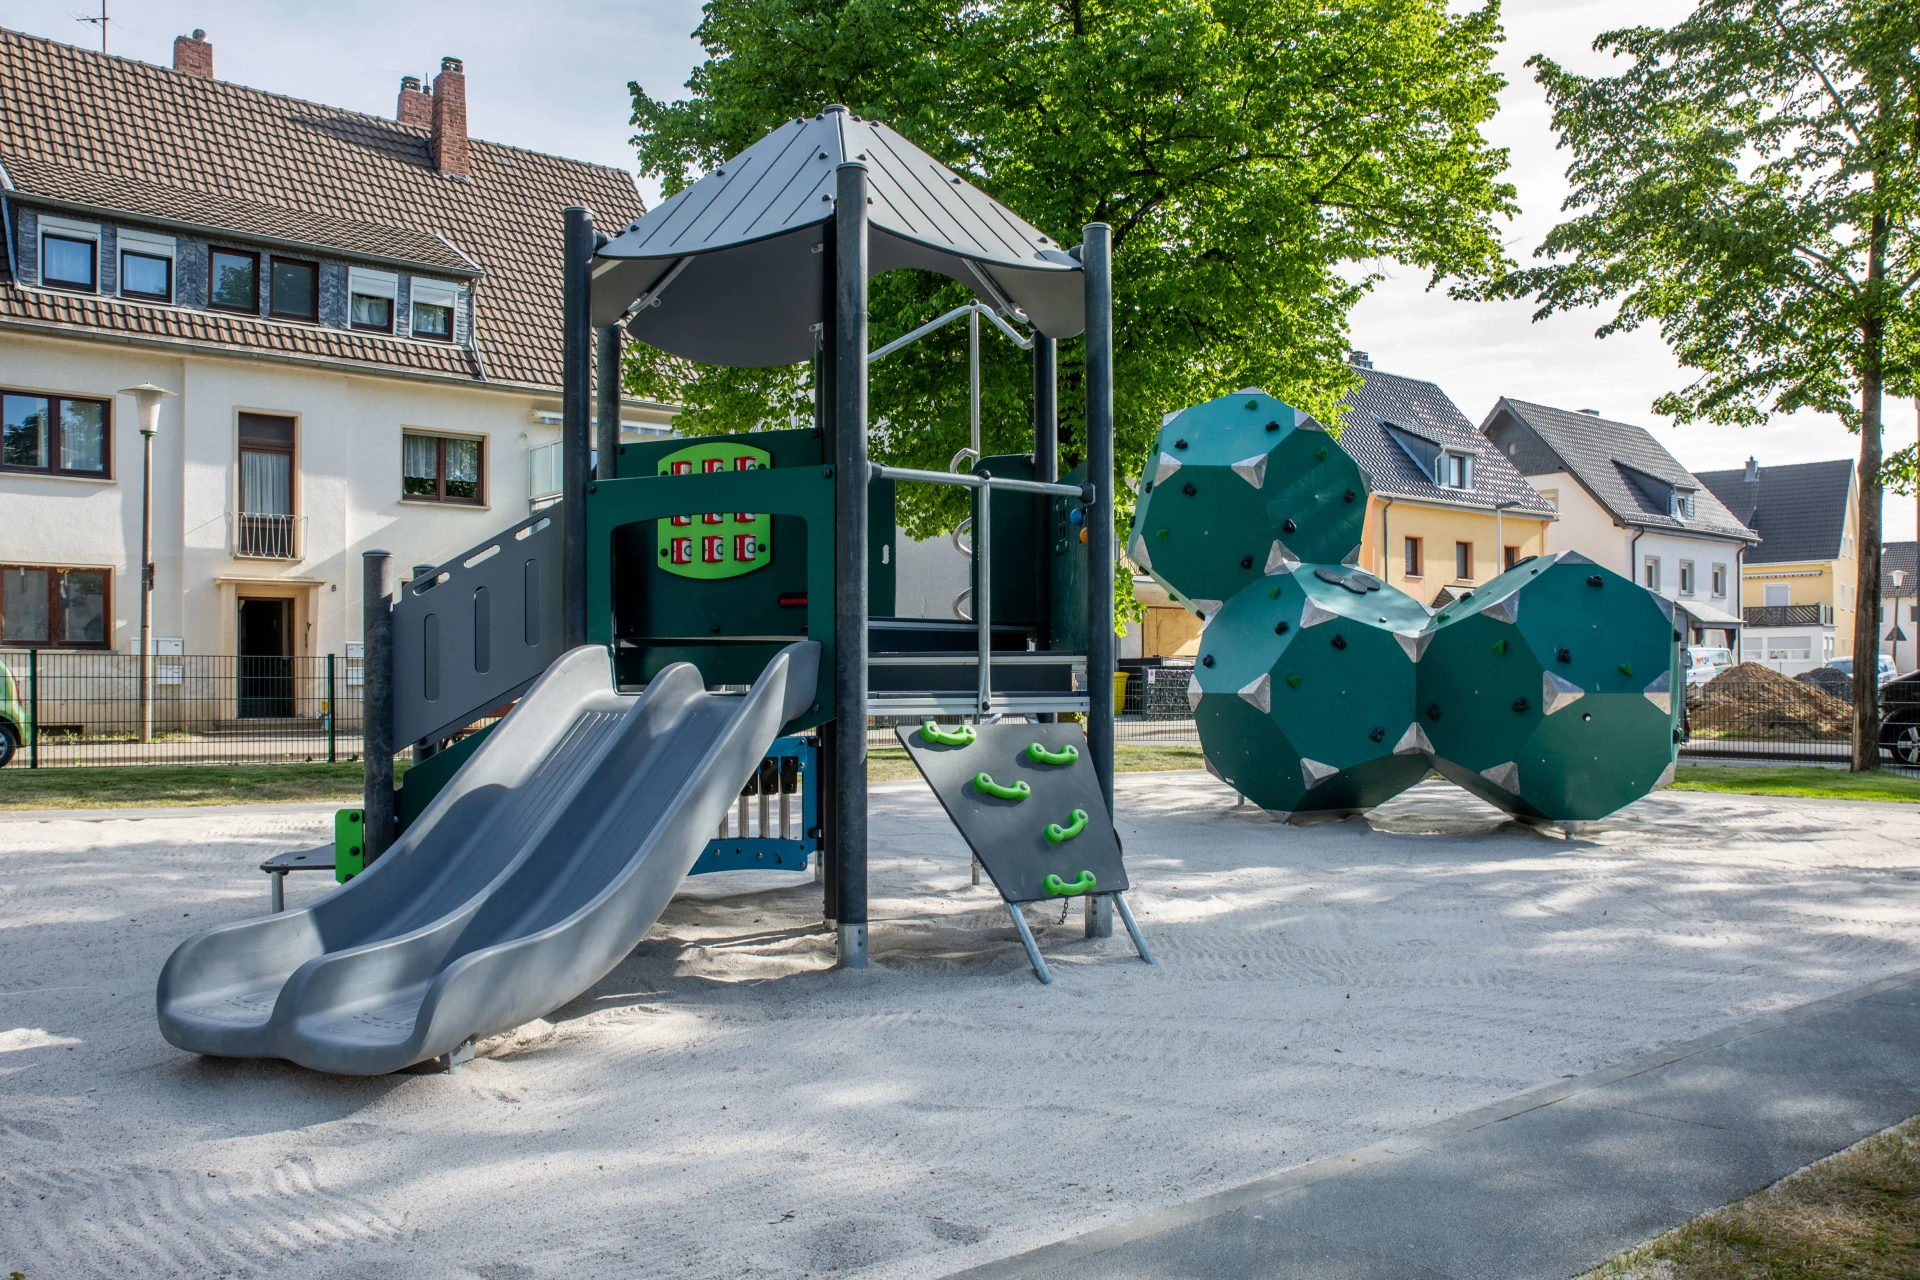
{"left": 1883, "top": 541, "right": 1916, "bottom": 597}
{"left": 1482, "top": 398, "right": 1757, "bottom": 542}
{"left": 1695, "top": 459, "right": 1855, "bottom": 564}
{"left": 1324, "top": 365, "right": 1556, "bottom": 516}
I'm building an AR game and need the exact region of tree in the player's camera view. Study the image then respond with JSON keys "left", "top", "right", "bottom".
{"left": 628, "top": 0, "right": 1517, "bottom": 548}
{"left": 1468, "top": 0, "right": 1920, "bottom": 771}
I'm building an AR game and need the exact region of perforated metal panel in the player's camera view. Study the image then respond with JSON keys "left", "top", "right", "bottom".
{"left": 392, "top": 507, "right": 565, "bottom": 748}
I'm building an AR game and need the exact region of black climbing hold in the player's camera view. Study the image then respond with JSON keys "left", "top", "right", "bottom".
{"left": 1174, "top": 439, "right": 1188, "bottom": 450}
{"left": 1142, "top": 481, "right": 1152, "bottom": 493}
{"left": 1202, "top": 654, "right": 1215, "bottom": 668}
{"left": 1282, "top": 518, "right": 1297, "bottom": 534}
{"left": 1344, "top": 489, "right": 1356, "bottom": 503}
{"left": 1239, "top": 555, "right": 1253, "bottom": 569}
{"left": 1265, "top": 419, "right": 1281, "bottom": 432}
{"left": 1273, "top": 621, "right": 1290, "bottom": 635}
{"left": 1587, "top": 575, "right": 1603, "bottom": 587}
{"left": 1426, "top": 703, "right": 1442, "bottom": 721}
{"left": 1672, "top": 727, "right": 1682, "bottom": 743}
{"left": 1557, "top": 648, "right": 1572, "bottom": 663}
{"left": 1182, "top": 482, "right": 1196, "bottom": 496}
{"left": 1331, "top": 634, "right": 1347, "bottom": 650}
{"left": 1511, "top": 697, "right": 1530, "bottom": 713}
{"left": 1368, "top": 726, "right": 1385, "bottom": 743}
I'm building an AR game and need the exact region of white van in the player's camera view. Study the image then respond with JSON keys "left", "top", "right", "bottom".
{"left": 1686, "top": 646, "right": 1735, "bottom": 685}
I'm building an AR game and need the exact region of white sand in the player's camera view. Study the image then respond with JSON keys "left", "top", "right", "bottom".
{"left": 4, "top": 774, "right": 1920, "bottom": 1279}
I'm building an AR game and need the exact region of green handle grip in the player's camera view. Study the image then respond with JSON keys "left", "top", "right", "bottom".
{"left": 972, "top": 772, "right": 1031, "bottom": 801}
{"left": 1044, "top": 871, "right": 1097, "bottom": 897}
{"left": 1026, "top": 742, "right": 1079, "bottom": 766}
{"left": 920, "top": 721, "right": 977, "bottom": 747}
{"left": 1044, "top": 808, "right": 1090, "bottom": 844}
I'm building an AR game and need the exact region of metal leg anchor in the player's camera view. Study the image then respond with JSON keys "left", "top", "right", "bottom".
{"left": 1113, "top": 891, "right": 1155, "bottom": 965}
{"left": 835, "top": 921, "right": 869, "bottom": 970}
{"left": 1084, "top": 892, "right": 1113, "bottom": 938}
{"left": 1007, "top": 903, "right": 1052, "bottom": 984}
{"left": 268, "top": 870, "right": 286, "bottom": 914}
{"left": 437, "top": 1037, "right": 476, "bottom": 1074}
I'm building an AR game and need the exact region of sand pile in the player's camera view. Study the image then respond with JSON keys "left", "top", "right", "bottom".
{"left": 1690, "top": 661, "right": 1851, "bottom": 737}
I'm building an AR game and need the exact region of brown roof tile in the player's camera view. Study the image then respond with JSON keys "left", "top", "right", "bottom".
{"left": 0, "top": 26, "right": 642, "bottom": 389}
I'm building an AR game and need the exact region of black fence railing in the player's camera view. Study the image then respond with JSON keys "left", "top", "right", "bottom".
{"left": 0, "top": 651, "right": 364, "bottom": 768}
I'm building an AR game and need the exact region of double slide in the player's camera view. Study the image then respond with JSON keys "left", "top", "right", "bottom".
{"left": 156, "top": 642, "right": 818, "bottom": 1075}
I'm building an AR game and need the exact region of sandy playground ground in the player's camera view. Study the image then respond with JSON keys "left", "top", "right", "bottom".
{"left": 4, "top": 773, "right": 1920, "bottom": 1278}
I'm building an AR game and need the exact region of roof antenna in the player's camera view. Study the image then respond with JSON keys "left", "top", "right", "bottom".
{"left": 73, "top": 1, "right": 109, "bottom": 52}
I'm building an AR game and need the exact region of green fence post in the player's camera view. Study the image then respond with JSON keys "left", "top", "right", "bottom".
{"left": 327, "top": 654, "right": 337, "bottom": 764}
{"left": 27, "top": 646, "right": 38, "bottom": 768}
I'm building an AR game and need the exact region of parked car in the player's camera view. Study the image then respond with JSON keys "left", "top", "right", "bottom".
{"left": 0, "top": 662, "right": 29, "bottom": 767}
{"left": 1825, "top": 654, "right": 1898, "bottom": 685}
{"left": 1881, "top": 670, "right": 1920, "bottom": 764}
{"left": 1686, "top": 646, "right": 1735, "bottom": 686}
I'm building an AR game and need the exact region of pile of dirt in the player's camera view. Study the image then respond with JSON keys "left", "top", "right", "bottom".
{"left": 1796, "top": 666, "right": 1854, "bottom": 704}
{"left": 1689, "top": 662, "right": 1852, "bottom": 738}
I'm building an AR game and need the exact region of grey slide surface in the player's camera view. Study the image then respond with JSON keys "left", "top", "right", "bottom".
{"left": 156, "top": 641, "right": 818, "bottom": 1075}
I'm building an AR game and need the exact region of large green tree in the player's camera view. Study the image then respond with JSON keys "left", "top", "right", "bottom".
{"left": 628, "top": 0, "right": 1517, "bottom": 546}
{"left": 1468, "top": 0, "right": 1920, "bottom": 770}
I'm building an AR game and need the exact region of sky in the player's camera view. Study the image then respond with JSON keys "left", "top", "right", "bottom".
{"left": 10, "top": 0, "right": 1915, "bottom": 538}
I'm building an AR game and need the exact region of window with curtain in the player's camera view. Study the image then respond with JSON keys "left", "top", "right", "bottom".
{"left": 403, "top": 432, "right": 483, "bottom": 503}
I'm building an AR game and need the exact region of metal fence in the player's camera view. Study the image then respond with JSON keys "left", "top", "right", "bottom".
{"left": 1681, "top": 671, "right": 1854, "bottom": 764}
{"left": 1, "top": 650, "right": 364, "bottom": 768}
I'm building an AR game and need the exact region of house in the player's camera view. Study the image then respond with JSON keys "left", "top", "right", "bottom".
{"left": 0, "top": 27, "right": 655, "bottom": 677}
{"left": 1695, "top": 458, "right": 1860, "bottom": 675}
{"left": 1479, "top": 399, "right": 1757, "bottom": 649}
{"left": 1881, "top": 541, "right": 1917, "bottom": 674}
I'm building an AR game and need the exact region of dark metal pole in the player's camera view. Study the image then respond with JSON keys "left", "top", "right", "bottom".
{"left": 833, "top": 158, "right": 870, "bottom": 969}
{"left": 595, "top": 323, "right": 623, "bottom": 480}
{"left": 1083, "top": 223, "right": 1116, "bottom": 813}
{"left": 1032, "top": 332, "right": 1059, "bottom": 717}
{"left": 27, "top": 646, "right": 38, "bottom": 768}
{"left": 326, "top": 653, "right": 337, "bottom": 764}
{"left": 361, "top": 549, "right": 395, "bottom": 861}
{"left": 814, "top": 319, "right": 839, "bottom": 922}
{"left": 561, "top": 205, "right": 594, "bottom": 649}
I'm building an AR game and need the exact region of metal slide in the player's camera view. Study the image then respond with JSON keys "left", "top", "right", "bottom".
{"left": 156, "top": 641, "right": 819, "bottom": 1075}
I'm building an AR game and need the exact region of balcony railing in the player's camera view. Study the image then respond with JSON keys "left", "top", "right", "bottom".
{"left": 1743, "top": 604, "right": 1831, "bottom": 627}
{"left": 234, "top": 512, "right": 304, "bottom": 560}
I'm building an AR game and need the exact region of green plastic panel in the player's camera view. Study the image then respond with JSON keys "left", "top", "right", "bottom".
{"left": 651, "top": 440, "right": 773, "bottom": 581}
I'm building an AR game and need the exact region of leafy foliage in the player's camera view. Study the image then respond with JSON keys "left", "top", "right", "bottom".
{"left": 628, "top": 0, "right": 1517, "bottom": 539}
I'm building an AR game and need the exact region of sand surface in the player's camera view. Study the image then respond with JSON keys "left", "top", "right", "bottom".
{"left": 4, "top": 774, "right": 1920, "bottom": 1279}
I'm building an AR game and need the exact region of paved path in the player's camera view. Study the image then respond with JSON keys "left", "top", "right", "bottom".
{"left": 947, "top": 966, "right": 1920, "bottom": 1280}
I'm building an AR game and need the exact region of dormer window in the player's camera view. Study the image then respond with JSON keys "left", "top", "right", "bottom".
{"left": 39, "top": 216, "right": 99, "bottom": 292}
{"left": 410, "top": 278, "right": 458, "bottom": 342}
{"left": 209, "top": 248, "right": 260, "bottom": 313}
{"left": 269, "top": 258, "right": 319, "bottom": 323}
{"left": 1670, "top": 491, "right": 1696, "bottom": 521}
{"left": 1441, "top": 451, "right": 1473, "bottom": 490}
{"left": 349, "top": 267, "right": 398, "bottom": 333}
{"left": 119, "top": 229, "right": 175, "bottom": 302}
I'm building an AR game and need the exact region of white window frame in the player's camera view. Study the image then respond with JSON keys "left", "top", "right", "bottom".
{"left": 1678, "top": 560, "right": 1695, "bottom": 596}
{"left": 1711, "top": 563, "right": 1727, "bottom": 597}
{"left": 408, "top": 277, "right": 460, "bottom": 342}
{"left": 1764, "top": 583, "right": 1790, "bottom": 607}
{"left": 1643, "top": 556, "right": 1661, "bottom": 592}
{"left": 1440, "top": 451, "right": 1473, "bottom": 490}
{"left": 349, "top": 267, "right": 399, "bottom": 333}
{"left": 118, "top": 227, "right": 176, "bottom": 303}
{"left": 39, "top": 214, "right": 100, "bottom": 292}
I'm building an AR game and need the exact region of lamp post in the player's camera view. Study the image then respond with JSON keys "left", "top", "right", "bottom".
{"left": 121, "top": 384, "right": 174, "bottom": 743}
{"left": 1493, "top": 499, "right": 1522, "bottom": 574}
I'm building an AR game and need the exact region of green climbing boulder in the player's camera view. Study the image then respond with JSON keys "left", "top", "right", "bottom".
{"left": 1190, "top": 564, "right": 1431, "bottom": 817}
{"left": 1416, "top": 552, "right": 1683, "bottom": 822}
{"left": 1127, "top": 391, "right": 1370, "bottom": 619}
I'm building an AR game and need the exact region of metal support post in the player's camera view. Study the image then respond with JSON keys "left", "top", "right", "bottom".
{"left": 1007, "top": 904, "right": 1052, "bottom": 984}
{"left": 1083, "top": 223, "right": 1116, "bottom": 811}
{"left": 27, "top": 647, "right": 38, "bottom": 768}
{"left": 1085, "top": 892, "right": 1113, "bottom": 938}
{"left": 326, "top": 654, "right": 337, "bottom": 764}
{"left": 362, "top": 549, "right": 395, "bottom": 861}
{"left": 595, "top": 323, "right": 623, "bottom": 479}
{"left": 832, "top": 158, "right": 871, "bottom": 969}
{"left": 1033, "top": 332, "right": 1058, "bottom": 720}
{"left": 975, "top": 463, "right": 992, "bottom": 718}
{"left": 561, "top": 205, "right": 595, "bottom": 649}
{"left": 814, "top": 322, "right": 839, "bottom": 918}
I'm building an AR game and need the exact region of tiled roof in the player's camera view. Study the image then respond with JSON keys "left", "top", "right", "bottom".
{"left": 0, "top": 27, "right": 643, "bottom": 389}
{"left": 1322, "top": 364, "right": 1556, "bottom": 516}
{"left": 1483, "top": 398, "right": 1756, "bottom": 542}
{"left": 1883, "top": 541, "right": 1916, "bottom": 597}
{"left": 1695, "top": 459, "right": 1855, "bottom": 564}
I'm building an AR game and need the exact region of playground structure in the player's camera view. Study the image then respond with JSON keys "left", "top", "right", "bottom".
{"left": 158, "top": 107, "right": 1144, "bottom": 1072}
{"left": 1132, "top": 391, "right": 1685, "bottom": 826}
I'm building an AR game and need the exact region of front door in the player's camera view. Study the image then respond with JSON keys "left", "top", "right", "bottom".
{"left": 238, "top": 597, "right": 293, "bottom": 718}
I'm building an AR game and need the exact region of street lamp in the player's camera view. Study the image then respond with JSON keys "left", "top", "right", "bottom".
{"left": 121, "top": 384, "right": 175, "bottom": 744}
{"left": 1493, "top": 498, "right": 1523, "bottom": 573}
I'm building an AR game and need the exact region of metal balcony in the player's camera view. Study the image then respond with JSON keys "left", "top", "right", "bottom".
{"left": 1742, "top": 604, "right": 1830, "bottom": 627}
{"left": 234, "top": 512, "right": 304, "bottom": 560}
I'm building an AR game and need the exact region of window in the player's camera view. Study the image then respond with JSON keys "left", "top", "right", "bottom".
{"left": 1643, "top": 557, "right": 1661, "bottom": 592}
{"left": 403, "top": 432, "right": 483, "bottom": 504}
{"left": 39, "top": 215, "right": 99, "bottom": 292}
{"left": 1, "top": 390, "right": 110, "bottom": 476}
{"left": 1504, "top": 545, "right": 1520, "bottom": 571}
{"left": 1769, "top": 636, "right": 1813, "bottom": 661}
{"left": 1712, "top": 564, "right": 1727, "bottom": 597}
{"left": 1454, "top": 541, "right": 1472, "bottom": 581}
{"left": 118, "top": 228, "right": 175, "bottom": 302}
{"left": 349, "top": 267, "right": 397, "bottom": 333}
{"left": 528, "top": 440, "right": 563, "bottom": 505}
{"left": 269, "top": 258, "right": 318, "bottom": 322}
{"left": 1679, "top": 560, "right": 1695, "bottom": 595}
{"left": 1764, "top": 583, "right": 1790, "bottom": 607}
{"left": 410, "top": 278, "right": 458, "bottom": 342}
{"left": 1441, "top": 452, "right": 1473, "bottom": 489}
{"left": 1538, "top": 489, "right": 1559, "bottom": 511}
{"left": 237, "top": 413, "right": 296, "bottom": 558}
{"left": 1670, "top": 491, "right": 1696, "bottom": 521}
{"left": 0, "top": 565, "right": 109, "bottom": 647}
{"left": 209, "top": 248, "right": 259, "bottom": 313}
{"left": 1403, "top": 536, "right": 1423, "bottom": 578}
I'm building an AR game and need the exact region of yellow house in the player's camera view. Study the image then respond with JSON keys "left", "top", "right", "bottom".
{"left": 1696, "top": 458, "right": 1859, "bottom": 673}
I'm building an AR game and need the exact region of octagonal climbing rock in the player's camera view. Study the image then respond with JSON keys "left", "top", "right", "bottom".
{"left": 1127, "top": 390, "right": 1370, "bottom": 620}
{"left": 1189, "top": 563, "right": 1433, "bottom": 819}
{"left": 1415, "top": 552, "right": 1683, "bottom": 823}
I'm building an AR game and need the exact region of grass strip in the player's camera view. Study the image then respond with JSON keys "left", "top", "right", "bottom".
{"left": 1669, "top": 765, "right": 1920, "bottom": 804}
{"left": 1585, "top": 1114, "right": 1920, "bottom": 1279}
{"left": 0, "top": 761, "right": 409, "bottom": 811}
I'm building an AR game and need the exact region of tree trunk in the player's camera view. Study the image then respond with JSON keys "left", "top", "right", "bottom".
{"left": 1851, "top": 317, "right": 1884, "bottom": 772}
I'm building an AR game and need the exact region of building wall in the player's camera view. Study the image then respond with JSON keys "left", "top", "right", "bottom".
{"left": 0, "top": 330, "right": 622, "bottom": 658}
{"left": 1359, "top": 497, "right": 1551, "bottom": 605}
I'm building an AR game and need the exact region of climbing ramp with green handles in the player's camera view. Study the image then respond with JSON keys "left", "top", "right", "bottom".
{"left": 896, "top": 721, "right": 1153, "bottom": 983}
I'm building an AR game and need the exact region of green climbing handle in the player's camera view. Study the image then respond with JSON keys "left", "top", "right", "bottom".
{"left": 972, "top": 772, "right": 1031, "bottom": 801}
{"left": 1044, "top": 808, "right": 1090, "bottom": 844}
{"left": 920, "top": 721, "right": 977, "bottom": 747}
{"left": 1026, "top": 742, "right": 1080, "bottom": 766}
{"left": 1044, "top": 870, "right": 1097, "bottom": 896}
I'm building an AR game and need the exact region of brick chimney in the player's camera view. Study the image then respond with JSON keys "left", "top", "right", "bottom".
{"left": 397, "top": 75, "right": 433, "bottom": 127}
{"left": 172, "top": 29, "right": 212, "bottom": 78}
{"left": 429, "top": 57, "right": 469, "bottom": 179}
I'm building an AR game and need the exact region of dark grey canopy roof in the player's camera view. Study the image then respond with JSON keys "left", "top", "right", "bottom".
{"left": 592, "top": 106, "right": 1084, "bottom": 367}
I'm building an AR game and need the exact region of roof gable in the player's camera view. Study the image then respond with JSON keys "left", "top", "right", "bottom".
{"left": 1330, "top": 366, "right": 1554, "bottom": 516}
{"left": 1695, "top": 459, "right": 1855, "bottom": 564}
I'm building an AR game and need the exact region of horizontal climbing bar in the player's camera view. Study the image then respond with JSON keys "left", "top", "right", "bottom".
{"left": 868, "top": 653, "right": 1086, "bottom": 669}
{"left": 869, "top": 463, "right": 1088, "bottom": 501}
